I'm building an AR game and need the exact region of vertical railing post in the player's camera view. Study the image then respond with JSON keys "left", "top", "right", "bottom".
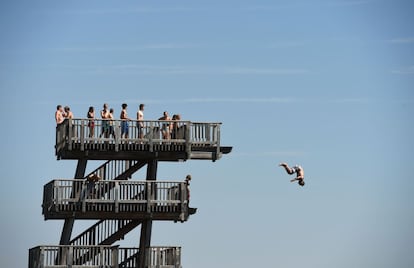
{"left": 180, "top": 183, "right": 186, "bottom": 222}
{"left": 149, "top": 121, "right": 154, "bottom": 152}
{"left": 157, "top": 247, "right": 161, "bottom": 268}
{"left": 80, "top": 119, "right": 85, "bottom": 151}
{"left": 114, "top": 181, "right": 119, "bottom": 213}
{"left": 215, "top": 124, "right": 221, "bottom": 160}
{"left": 115, "top": 120, "right": 120, "bottom": 152}
{"left": 68, "top": 119, "right": 73, "bottom": 150}
{"left": 53, "top": 180, "right": 59, "bottom": 212}
{"left": 67, "top": 246, "right": 73, "bottom": 268}
{"left": 176, "top": 247, "right": 181, "bottom": 268}
{"left": 205, "top": 123, "right": 211, "bottom": 143}
{"left": 185, "top": 122, "right": 191, "bottom": 158}
{"left": 146, "top": 182, "right": 152, "bottom": 213}
{"left": 39, "top": 247, "right": 45, "bottom": 268}
{"left": 81, "top": 182, "right": 86, "bottom": 213}
{"left": 111, "top": 246, "right": 119, "bottom": 268}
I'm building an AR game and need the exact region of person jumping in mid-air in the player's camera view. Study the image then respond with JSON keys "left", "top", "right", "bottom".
{"left": 279, "top": 162, "right": 305, "bottom": 187}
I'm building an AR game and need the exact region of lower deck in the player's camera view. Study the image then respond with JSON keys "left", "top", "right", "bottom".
{"left": 43, "top": 179, "right": 195, "bottom": 222}
{"left": 29, "top": 245, "right": 181, "bottom": 268}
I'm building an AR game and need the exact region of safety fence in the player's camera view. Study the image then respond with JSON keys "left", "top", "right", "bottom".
{"left": 43, "top": 179, "right": 189, "bottom": 218}
{"left": 28, "top": 245, "right": 181, "bottom": 268}
{"left": 56, "top": 119, "right": 221, "bottom": 155}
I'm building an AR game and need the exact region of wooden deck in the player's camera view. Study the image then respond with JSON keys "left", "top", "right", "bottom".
{"left": 29, "top": 245, "right": 181, "bottom": 268}
{"left": 43, "top": 179, "right": 195, "bottom": 222}
{"left": 56, "top": 119, "right": 232, "bottom": 161}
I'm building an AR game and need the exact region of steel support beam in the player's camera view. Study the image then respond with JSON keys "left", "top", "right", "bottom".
{"left": 138, "top": 160, "right": 158, "bottom": 268}
{"left": 59, "top": 159, "right": 87, "bottom": 245}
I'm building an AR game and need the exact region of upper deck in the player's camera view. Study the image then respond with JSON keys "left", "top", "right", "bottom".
{"left": 56, "top": 118, "right": 232, "bottom": 161}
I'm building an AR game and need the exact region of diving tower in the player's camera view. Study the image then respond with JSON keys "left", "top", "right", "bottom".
{"left": 29, "top": 118, "right": 231, "bottom": 268}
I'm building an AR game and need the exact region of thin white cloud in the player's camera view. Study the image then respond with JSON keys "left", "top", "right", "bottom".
{"left": 392, "top": 66, "right": 414, "bottom": 75}
{"left": 232, "top": 151, "right": 307, "bottom": 157}
{"left": 52, "top": 64, "right": 310, "bottom": 76}
{"left": 121, "top": 97, "right": 389, "bottom": 106}
{"left": 244, "top": 0, "right": 372, "bottom": 11}
{"left": 56, "top": 44, "right": 200, "bottom": 52}
{"left": 267, "top": 41, "right": 306, "bottom": 49}
{"left": 58, "top": 7, "right": 201, "bottom": 15}
{"left": 388, "top": 37, "right": 414, "bottom": 44}
{"left": 327, "top": 0, "right": 374, "bottom": 7}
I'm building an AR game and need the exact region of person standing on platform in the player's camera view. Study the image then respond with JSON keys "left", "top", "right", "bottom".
{"left": 64, "top": 106, "right": 74, "bottom": 119}
{"left": 185, "top": 175, "right": 191, "bottom": 206}
{"left": 87, "top": 106, "right": 95, "bottom": 138}
{"left": 64, "top": 106, "right": 76, "bottom": 137}
{"left": 171, "top": 114, "right": 181, "bottom": 139}
{"left": 108, "top": 108, "right": 115, "bottom": 139}
{"left": 100, "top": 103, "right": 110, "bottom": 138}
{"left": 158, "top": 111, "right": 171, "bottom": 139}
{"left": 55, "top": 105, "right": 65, "bottom": 125}
{"left": 279, "top": 162, "right": 305, "bottom": 187}
{"left": 137, "top": 103, "right": 145, "bottom": 139}
{"left": 120, "top": 103, "right": 130, "bottom": 139}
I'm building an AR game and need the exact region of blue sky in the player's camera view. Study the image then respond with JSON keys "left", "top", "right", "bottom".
{"left": 1, "top": 0, "right": 413, "bottom": 267}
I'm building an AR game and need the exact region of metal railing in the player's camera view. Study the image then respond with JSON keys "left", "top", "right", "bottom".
{"left": 70, "top": 219, "right": 140, "bottom": 247}
{"left": 28, "top": 245, "right": 182, "bottom": 268}
{"left": 43, "top": 179, "right": 188, "bottom": 216}
{"left": 56, "top": 118, "right": 221, "bottom": 154}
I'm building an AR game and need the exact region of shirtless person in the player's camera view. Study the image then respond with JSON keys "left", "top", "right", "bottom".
{"left": 137, "top": 104, "right": 145, "bottom": 139}
{"left": 55, "top": 105, "right": 65, "bottom": 125}
{"left": 279, "top": 162, "right": 305, "bottom": 187}
{"left": 158, "top": 111, "right": 171, "bottom": 139}
{"left": 64, "top": 106, "right": 74, "bottom": 119}
{"left": 100, "top": 103, "right": 110, "bottom": 138}
{"left": 120, "top": 103, "right": 130, "bottom": 139}
{"left": 64, "top": 106, "right": 75, "bottom": 136}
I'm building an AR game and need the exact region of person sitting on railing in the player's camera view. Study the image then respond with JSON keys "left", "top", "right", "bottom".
{"left": 279, "top": 162, "right": 305, "bottom": 187}
{"left": 137, "top": 103, "right": 145, "bottom": 139}
{"left": 55, "top": 105, "right": 65, "bottom": 125}
{"left": 158, "top": 111, "right": 171, "bottom": 139}
{"left": 100, "top": 103, "right": 110, "bottom": 138}
{"left": 120, "top": 103, "right": 131, "bottom": 139}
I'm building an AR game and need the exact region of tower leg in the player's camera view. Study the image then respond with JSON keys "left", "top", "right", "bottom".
{"left": 139, "top": 160, "right": 158, "bottom": 268}
{"left": 59, "top": 159, "right": 88, "bottom": 245}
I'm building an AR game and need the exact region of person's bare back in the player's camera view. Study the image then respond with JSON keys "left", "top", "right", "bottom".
{"left": 279, "top": 162, "right": 305, "bottom": 187}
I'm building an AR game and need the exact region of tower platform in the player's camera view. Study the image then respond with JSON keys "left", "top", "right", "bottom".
{"left": 56, "top": 119, "right": 232, "bottom": 161}
{"left": 43, "top": 179, "right": 195, "bottom": 222}
{"left": 29, "top": 117, "right": 232, "bottom": 268}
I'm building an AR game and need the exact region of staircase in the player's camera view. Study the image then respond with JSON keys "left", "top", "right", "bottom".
{"left": 70, "top": 219, "right": 142, "bottom": 246}
{"left": 85, "top": 160, "right": 147, "bottom": 181}
{"left": 68, "top": 160, "right": 146, "bottom": 246}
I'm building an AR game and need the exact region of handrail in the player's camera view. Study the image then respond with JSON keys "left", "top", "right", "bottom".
{"left": 55, "top": 118, "right": 222, "bottom": 156}
{"left": 28, "top": 245, "right": 181, "bottom": 268}
{"left": 70, "top": 219, "right": 140, "bottom": 246}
